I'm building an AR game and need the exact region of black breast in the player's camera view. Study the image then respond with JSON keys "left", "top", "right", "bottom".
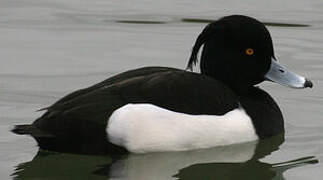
{"left": 239, "top": 87, "right": 284, "bottom": 139}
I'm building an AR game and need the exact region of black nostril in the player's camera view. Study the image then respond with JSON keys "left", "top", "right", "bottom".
{"left": 279, "top": 69, "right": 285, "bottom": 73}
{"left": 304, "top": 79, "right": 313, "bottom": 88}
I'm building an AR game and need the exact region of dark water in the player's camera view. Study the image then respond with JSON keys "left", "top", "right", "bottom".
{"left": 1, "top": 0, "right": 323, "bottom": 179}
{"left": 10, "top": 135, "right": 319, "bottom": 180}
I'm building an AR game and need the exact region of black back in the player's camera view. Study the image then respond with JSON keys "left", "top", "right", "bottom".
{"left": 28, "top": 67, "right": 241, "bottom": 154}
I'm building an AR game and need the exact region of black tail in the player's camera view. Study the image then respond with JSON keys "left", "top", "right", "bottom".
{"left": 12, "top": 124, "right": 127, "bottom": 155}
{"left": 11, "top": 124, "right": 53, "bottom": 137}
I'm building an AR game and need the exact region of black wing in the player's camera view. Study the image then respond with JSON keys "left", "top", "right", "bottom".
{"left": 14, "top": 67, "right": 238, "bottom": 154}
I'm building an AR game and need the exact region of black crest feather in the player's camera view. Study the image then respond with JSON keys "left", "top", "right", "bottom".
{"left": 186, "top": 23, "right": 219, "bottom": 71}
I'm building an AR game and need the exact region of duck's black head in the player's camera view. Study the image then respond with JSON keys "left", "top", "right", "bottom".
{"left": 188, "top": 15, "right": 313, "bottom": 92}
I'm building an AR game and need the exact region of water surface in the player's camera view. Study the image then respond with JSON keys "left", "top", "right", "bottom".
{"left": 1, "top": 0, "right": 323, "bottom": 179}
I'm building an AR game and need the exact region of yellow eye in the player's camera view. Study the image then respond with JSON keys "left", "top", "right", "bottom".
{"left": 245, "top": 48, "right": 254, "bottom": 55}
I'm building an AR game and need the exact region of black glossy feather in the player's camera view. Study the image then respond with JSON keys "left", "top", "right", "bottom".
{"left": 14, "top": 67, "right": 239, "bottom": 154}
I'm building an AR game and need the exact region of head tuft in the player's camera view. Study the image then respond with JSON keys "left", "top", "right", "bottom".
{"left": 186, "top": 23, "right": 218, "bottom": 71}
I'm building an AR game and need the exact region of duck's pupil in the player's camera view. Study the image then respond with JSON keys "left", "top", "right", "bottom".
{"left": 246, "top": 48, "right": 254, "bottom": 55}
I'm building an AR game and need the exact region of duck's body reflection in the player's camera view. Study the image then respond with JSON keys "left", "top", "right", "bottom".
{"left": 13, "top": 135, "right": 317, "bottom": 180}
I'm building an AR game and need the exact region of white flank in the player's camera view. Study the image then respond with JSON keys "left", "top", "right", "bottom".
{"left": 107, "top": 103, "right": 258, "bottom": 153}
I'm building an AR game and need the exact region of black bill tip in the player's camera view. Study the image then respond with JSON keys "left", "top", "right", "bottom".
{"left": 304, "top": 79, "right": 313, "bottom": 88}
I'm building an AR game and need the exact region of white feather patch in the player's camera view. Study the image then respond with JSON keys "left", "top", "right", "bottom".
{"left": 107, "top": 103, "right": 258, "bottom": 153}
